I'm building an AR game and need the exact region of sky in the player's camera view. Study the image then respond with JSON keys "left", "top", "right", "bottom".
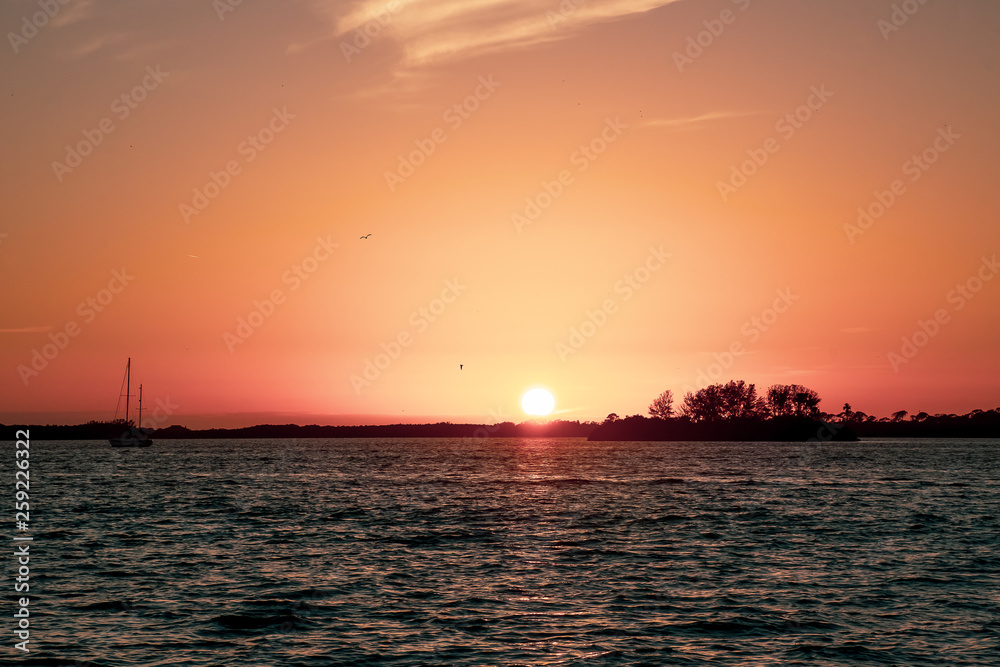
{"left": 2, "top": 0, "right": 999, "bottom": 428}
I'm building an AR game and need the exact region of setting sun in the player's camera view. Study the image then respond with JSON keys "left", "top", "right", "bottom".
{"left": 521, "top": 388, "right": 555, "bottom": 416}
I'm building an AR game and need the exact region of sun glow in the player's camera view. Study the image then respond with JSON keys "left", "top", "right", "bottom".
{"left": 521, "top": 388, "right": 555, "bottom": 416}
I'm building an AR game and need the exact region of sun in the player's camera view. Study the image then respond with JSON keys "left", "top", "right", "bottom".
{"left": 521, "top": 388, "right": 555, "bottom": 416}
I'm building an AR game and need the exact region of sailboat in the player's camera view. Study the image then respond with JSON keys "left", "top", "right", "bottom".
{"left": 108, "top": 357, "right": 154, "bottom": 448}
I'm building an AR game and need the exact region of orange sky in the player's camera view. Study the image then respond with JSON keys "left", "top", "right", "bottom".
{"left": 2, "top": 0, "right": 999, "bottom": 427}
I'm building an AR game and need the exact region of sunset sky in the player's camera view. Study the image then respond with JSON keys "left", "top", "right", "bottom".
{"left": 2, "top": 0, "right": 999, "bottom": 427}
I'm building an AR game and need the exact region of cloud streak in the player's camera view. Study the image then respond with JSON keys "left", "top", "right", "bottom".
{"left": 326, "top": 0, "right": 681, "bottom": 69}
{"left": 0, "top": 326, "right": 53, "bottom": 334}
{"left": 643, "top": 110, "right": 766, "bottom": 129}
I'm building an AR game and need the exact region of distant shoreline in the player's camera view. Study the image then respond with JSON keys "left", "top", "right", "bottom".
{"left": 5, "top": 413, "right": 999, "bottom": 441}
{"left": 4, "top": 421, "right": 593, "bottom": 441}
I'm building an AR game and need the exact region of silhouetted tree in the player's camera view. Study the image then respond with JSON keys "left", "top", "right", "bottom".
{"left": 767, "top": 385, "right": 791, "bottom": 416}
{"left": 648, "top": 390, "right": 674, "bottom": 419}
{"left": 891, "top": 410, "right": 908, "bottom": 422}
{"left": 605, "top": 413, "right": 619, "bottom": 423}
{"left": 766, "top": 384, "right": 821, "bottom": 418}
{"left": 681, "top": 380, "right": 762, "bottom": 422}
{"left": 791, "top": 387, "right": 821, "bottom": 417}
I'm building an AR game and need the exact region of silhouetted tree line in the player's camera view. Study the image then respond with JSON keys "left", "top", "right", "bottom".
{"left": 590, "top": 380, "right": 1000, "bottom": 441}
{"left": 646, "top": 382, "right": 821, "bottom": 422}
{"left": 843, "top": 409, "right": 1000, "bottom": 438}
{"left": 6, "top": 383, "right": 998, "bottom": 441}
{"left": 2, "top": 419, "right": 133, "bottom": 440}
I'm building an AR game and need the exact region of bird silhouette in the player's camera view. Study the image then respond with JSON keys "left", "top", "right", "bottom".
{"left": 360, "top": 234, "right": 372, "bottom": 239}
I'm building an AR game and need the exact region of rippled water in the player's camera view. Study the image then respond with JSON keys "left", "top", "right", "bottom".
{"left": 11, "top": 437, "right": 1000, "bottom": 666}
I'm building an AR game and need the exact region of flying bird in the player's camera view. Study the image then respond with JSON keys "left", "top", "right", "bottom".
{"left": 360, "top": 234, "right": 372, "bottom": 239}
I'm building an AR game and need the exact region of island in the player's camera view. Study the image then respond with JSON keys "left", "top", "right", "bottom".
{"left": 5, "top": 380, "right": 999, "bottom": 441}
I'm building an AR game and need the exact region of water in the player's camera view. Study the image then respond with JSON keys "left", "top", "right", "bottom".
{"left": 10, "top": 437, "right": 1000, "bottom": 666}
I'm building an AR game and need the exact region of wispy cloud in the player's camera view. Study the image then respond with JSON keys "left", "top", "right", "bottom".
{"left": 319, "top": 0, "right": 681, "bottom": 70}
{"left": 0, "top": 326, "right": 53, "bottom": 333}
{"left": 40, "top": 0, "right": 165, "bottom": 62}
{"left": 67, "top": 31, "right": 127, "bottom": 59}
{"left": 50, "top": 0, "right": 95, "bottom": 29}
{"left": 643, "top": 110, "right": 765, "bottom": 129}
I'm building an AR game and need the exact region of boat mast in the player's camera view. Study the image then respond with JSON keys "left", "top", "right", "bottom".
{"left": 138, "top": 384, "right": 142, "bottom": 429}
{"left": 125, "top": 357, "right": 130, "bottom": 425}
